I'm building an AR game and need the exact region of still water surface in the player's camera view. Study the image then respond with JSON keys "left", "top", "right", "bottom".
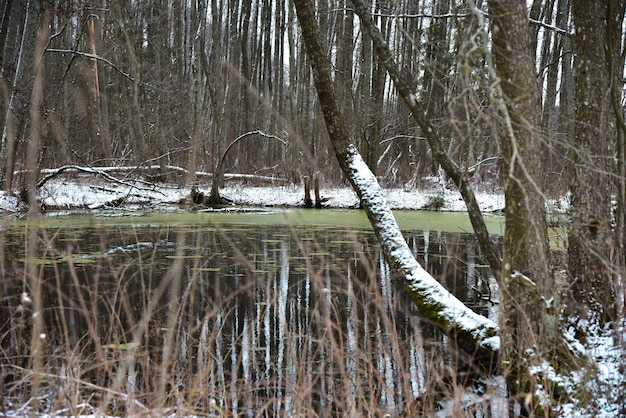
{"left": 0, "top": 209, "right": 501, "bottom": 416}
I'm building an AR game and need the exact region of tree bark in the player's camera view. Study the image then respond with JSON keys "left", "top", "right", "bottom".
{"left": 486, "top": 0, "right": 557, "bottom": 411}
{"left": 112, "top": 0, "right": 148, "bottom": 165}
{"left": 293, "top": 0, "right": 499, "bottom": 365}
{"left": 608, "top": 0, "right": 626, "bottom": 304}
{"left": 568, "top": 0, "right": 617, "bottom": 327}
{"left": 303, "top": 176, "right": 312, "bottom": 208}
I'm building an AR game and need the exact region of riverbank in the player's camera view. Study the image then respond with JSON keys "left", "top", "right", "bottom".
{"left": 0, "top": 175, "right": 502, "bottom": 212}
{"left": 1, "top": 175, "right": 568, "bottom": 215}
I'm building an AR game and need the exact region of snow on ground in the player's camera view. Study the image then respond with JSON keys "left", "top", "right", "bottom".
{"left": 0, "top": 192, "right": 25, "bottom": 213}
{"left": 27, "top": 176, "right": 507, "bottom": 213}
{"left": 229, "top": 183, "right": 507, "bottom": 212}
{"left": 36, "top": 177, "right": 185, "bottom": 210}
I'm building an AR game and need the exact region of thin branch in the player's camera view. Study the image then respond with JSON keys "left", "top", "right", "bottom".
{"left": 219, "top": 130, "right": 288, "bottom": 170}
{"left": 36, "top": 165, "right": 164, "bottom": 194}
{"left": 467, "top": 156, "right": 501, "bottom": 172}
{"left": 46, "top": 48, "right": 138, "bottom": 83}
{"left": 143, "top": 147, "right": 192, "bottom": 164}
{"left": 370, "top": 11, "right": 470, "bottom": 19}
{"left": 379, "top": 135, "right": 424, "bottom": 145}
{"left": 529, "top": 18, "right": 570, "bottom": 36}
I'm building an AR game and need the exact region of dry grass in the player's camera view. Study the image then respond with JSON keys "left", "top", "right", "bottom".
{"left": 0, "top": 218, "right": 537, "bottom": 416}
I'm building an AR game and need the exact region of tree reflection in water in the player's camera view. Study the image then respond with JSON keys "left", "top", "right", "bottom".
{"left": 0, "top": 214, "right": 498, "bottom": 416}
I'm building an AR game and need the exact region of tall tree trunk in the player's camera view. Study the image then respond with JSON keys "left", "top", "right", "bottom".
{"left": 204, "top": 0, "right": 224, "bottom": 199}
{"left": 422, "top": 0, "right": 450, "bottom": 174}
{"left": 559, "top": 1, "right": 576, "bottom": 157}
{"left": 541, "top": 0, "right": 569, "bottom": 185}
{"left": 113, "top": 0, "right": 148, "bottom": 165}
{"left": 568, "top": 0, "right": 617, "bottom": 328}
{"left": 1, "top": 0, "right": 32, "bottom": 191}
{"left": 608, "top": 0, "right": 626, "bottom": 304}
{"left": 0, "top": 0, "right": 13, "bottom": 68}
{"left": 87, "top": 15, "right": 108, "bottom": 162}
{"left": 368, "top": 23, "right": 385, "bottom": 175}
{"left": 240, "top": 0, "right": 252, "bottom": 134}
{"left": 486, "top": 0, "right": 557, "bottom": 412}
{"left": 188, "top": 0, "right": 207, "bottom": 186}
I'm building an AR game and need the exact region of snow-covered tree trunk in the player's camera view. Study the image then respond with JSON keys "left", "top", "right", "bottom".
{"left": 350, "top": 0, "right": 502, "bottom": 282}
{"left": 292, "top": 0, "right": 498, "bottom": 364}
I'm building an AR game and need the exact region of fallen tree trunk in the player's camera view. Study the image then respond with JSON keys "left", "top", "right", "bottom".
{"left": 350, "top": 0, "right": 501, "bottom": 281}
{"left": 36, "top": 165, "right": 165, "bottom": 193}
{"left": 32, "top": 165, "right": 285, "bottom": 189}
{"left": 293, "top": 0, "right": 498, "bottom": 365}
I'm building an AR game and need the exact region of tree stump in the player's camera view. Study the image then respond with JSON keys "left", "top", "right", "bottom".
{"left": 303, "top": 177, "right": 313, "bottom": 208}
{"left": 314, "top": 176, "right": 322, "bottom": 208}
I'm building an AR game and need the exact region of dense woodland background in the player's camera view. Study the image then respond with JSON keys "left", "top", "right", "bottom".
{"left": 1, "top": 0, "right": 606, "bottom": 192}
{"left": 1, "top": 1, "right": 626, "bottom": 414}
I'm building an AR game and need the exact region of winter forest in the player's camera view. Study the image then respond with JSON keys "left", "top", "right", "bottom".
{"left": 1, "top": 0, "right": 626, "bottom": 416}
{"left": 3, "top": 0, "right": 608, "bottom": 192}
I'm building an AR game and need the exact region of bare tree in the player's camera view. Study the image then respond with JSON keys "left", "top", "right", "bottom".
{"left": 112, "top": 0, "right": 148, "bottom": 165}
{"left": 568, "top": 0, "right": 618, "bottom": 328}
{"left": 485, "top": 0, "right": 558, "bottom": 411}
{"left": 1, "top": 0, "right": 36, "bottom": 191}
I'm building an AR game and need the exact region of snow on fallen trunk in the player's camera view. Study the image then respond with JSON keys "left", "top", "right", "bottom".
{"left": 293, "top": 0, "right": 498, "bottom": 364}
{"left": 346, "top": 143, "right": 499, "bottom": 360}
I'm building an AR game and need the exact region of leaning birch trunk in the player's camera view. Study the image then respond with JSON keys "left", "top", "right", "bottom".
{"left": 292, "top": 0, "right": 498, "bottom": 364}
{"left": 350, "top": 0, "right": 501, "bottom": 281}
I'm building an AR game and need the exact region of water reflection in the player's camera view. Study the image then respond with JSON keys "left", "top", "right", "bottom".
{"left": 0, "top": 212, "right": 497, "bottom": 416}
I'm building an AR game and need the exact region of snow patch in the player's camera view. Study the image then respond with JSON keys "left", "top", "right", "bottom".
{"left": 31, "top": 177, "right": 507, "bottom": 213}
{"left": 0, "top": 191, "right": 26, "bottom": 213}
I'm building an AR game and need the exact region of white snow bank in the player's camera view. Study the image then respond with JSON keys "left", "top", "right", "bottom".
{"left": 34, "top": 177, "right": 507, "bottom": 213}
{"left": 0, "top": 191, "right": 26, "bottom": 213}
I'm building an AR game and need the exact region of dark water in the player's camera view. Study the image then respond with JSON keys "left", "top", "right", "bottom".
{"left": 0, "top": 210, "right": 500, "bottom": 416}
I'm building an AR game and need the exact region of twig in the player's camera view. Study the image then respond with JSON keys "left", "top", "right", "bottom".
{"left": 467, "top": 156, "right": 501, "bottom": 172}
{"left": 379, "top": 135, "right": 425, "bottom": 145}
{"left": 529, "top": 18, "right": 570, "bottom": 36}
{"left": 46, "top": 48, "right": 138, "bottom": 83}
